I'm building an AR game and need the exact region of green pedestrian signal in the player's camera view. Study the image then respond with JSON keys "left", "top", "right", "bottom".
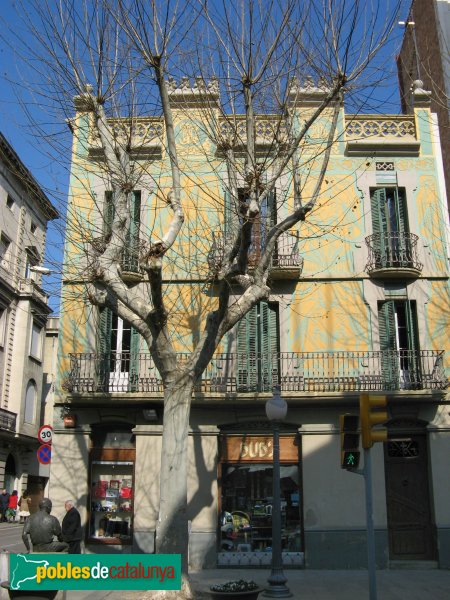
{"left": 343, "top": 450, "right": 360, "bottom": 468}
{"left": 340, "top": 414, "right": 360, "bottom": 470}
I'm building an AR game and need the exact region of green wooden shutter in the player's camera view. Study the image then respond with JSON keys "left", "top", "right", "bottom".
{"left": 259, "top": 302, "right": 279, "bottom": 391}
{"left": 396, "top": 188, "right": 409, "bottom": 265}
{"left": 129, "top": 325, "right": 140, "bottom": 391}
{"left": 224, "top": 189, "right": 231, "bottom": 236}
{"left": 237, "top": 305, "right": 258, "bottom": 391}
{"left": 104, "top": 191, "right": 115, "bottom": 238}
{"left": 404, "top": 300, "right": 420, "bottom": 388}
{"left": 378, "top": 300, "right": 399, "bottom": 390}
{"left": 123, "top": 191, "right": 141, "bottom": 271}
{"left": 371, "top": 188, "right": 387, "bottom": 266}
{"left": 98, "top": 307, "right": 113, "bottom": 390}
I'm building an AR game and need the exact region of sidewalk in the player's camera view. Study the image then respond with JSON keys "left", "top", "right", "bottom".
{"left": 62, "top": 567, "right": 450, "bottom": 600}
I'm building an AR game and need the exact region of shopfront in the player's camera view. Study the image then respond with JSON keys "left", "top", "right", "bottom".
{"left": 218, "top": 430, "right": 304, "bottom": 567}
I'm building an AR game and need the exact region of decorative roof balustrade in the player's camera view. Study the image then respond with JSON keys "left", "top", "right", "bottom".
{"left": 345, "top": 115, "right": 419, "bottom": 155}
{"left": 88, "top": 117, "right": 164, "bottom": 157}
{"left": 65, "top": 349, "right": 447, "bottom": 395}
{"left": 218, "top": 115, "right": 289, "bottom": 147}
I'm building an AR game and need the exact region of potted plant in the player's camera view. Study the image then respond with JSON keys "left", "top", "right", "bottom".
{"left": 209, "top": 580, "right": 263, "bottom": 600}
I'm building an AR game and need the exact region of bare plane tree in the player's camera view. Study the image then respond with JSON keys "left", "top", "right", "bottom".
{"left": 5, "top": 0, "right": 402, "bottom": 597}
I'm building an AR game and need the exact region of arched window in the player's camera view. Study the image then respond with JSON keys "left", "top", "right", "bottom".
{"left": 24, "top": 380, "right": 37, "bottom": 424}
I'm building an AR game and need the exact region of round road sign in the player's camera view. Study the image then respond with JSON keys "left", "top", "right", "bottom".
{"left": 38, "top": 424, "right": 53, "bottom": 445}
{"left": 37, "top": 444, "right": 52, "bottom": 465}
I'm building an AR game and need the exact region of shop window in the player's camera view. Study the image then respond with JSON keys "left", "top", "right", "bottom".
{"left": 219, "top": 434, "right": 302, "bottom": 555}
{"left": 89, "top": 425, "right": 135, "bottom": 545}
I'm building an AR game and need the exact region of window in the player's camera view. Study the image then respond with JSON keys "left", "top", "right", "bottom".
{"left": 6, "top": 195, "right": 14, "bottom": 210}
{"left": 224, "top": 187, "right": 276, "bottom": 267}
{"left": 370, "top": 187, "right": 411, "bottom": 268}
{"left": 99, "top": 308, "right": 140, "bottom": 392}
{"left": 236, "top": 302, "right": 279, "bottom": 392}
{"left": 24, "top": 380, "right": 37, "bottom": 424}
{"left": 378, "top": 300, "right": 420, "bottom": 389}
{"left": 0, "top": 308, "right": 6, "bottom": 347}
{"left": 30, "top": 321, "right": 43, "bottom": 360}
{"left": 0, "top": 234, "right": 12, "bottom": 269}
{"left": 30, "top": 222, "right": 37, "bottom": 234}
{"left": 104, "top": 191, "right": 141, "bottom": 272}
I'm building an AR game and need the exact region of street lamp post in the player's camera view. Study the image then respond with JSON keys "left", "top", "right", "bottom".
{"left": 263, "top": 389, "right": 292, "bottom": 598}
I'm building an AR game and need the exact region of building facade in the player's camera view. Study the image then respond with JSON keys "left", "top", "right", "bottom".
{"left": 0, "top": 132, "right": 58, "bottom": 504}
{"left": 51, "top": 80, "right": 449, "bottom": 570}
{"left": 397, "top": 0, "right": 450, "bottom": 212}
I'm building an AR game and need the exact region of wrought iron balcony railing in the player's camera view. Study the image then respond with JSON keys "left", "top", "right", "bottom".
{"left": 0, "top": 408, "right": 17, "bottom": 431}
{"left": 365, "top": 232, "right": 423, "bottom": 275}
{"left": 207, "top": 232, "right": 303, "bottom": 276}
{"left": 64, "top": 350, "right": 447, "bottom": 394}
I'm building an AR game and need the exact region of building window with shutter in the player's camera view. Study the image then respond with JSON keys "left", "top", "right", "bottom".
{"left": 98, "top": 308, "right": 140, "bottom": 392}
{"left": 236, "top": 301, "right": 279, "bottom": 392}
{"left": 104, "top": 191, "right": 141, "bottom": 273}
{"left": 378, "top": 300, "right": 420, "bottom": 390}
{"left": 224, "top": 188, "right": 276, "bottom": 267}
{"left": 370, "top": 187, "right": 411, "bottom": 269}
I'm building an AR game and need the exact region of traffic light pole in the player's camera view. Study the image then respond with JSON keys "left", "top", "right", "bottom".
{"left": 363, "top": 447, "right": 377, "bottom": 600}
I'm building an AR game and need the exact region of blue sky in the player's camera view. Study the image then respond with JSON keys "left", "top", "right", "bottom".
{"left": 0, "top": 0, "right": 411, "bottom": 313}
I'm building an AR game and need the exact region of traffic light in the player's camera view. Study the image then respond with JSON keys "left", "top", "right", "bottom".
{"left": 360, "top": 394, "right": 388, "bottom": 449}
{"left": 340, "top": 414, "right": 360, "bottom": 469}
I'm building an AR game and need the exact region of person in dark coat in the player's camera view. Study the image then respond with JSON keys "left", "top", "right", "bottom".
{"left": 0, "top": 489, "right": 10, "bottom": 522}
{"left": 62, "top": 499, "right": 82, "bottom": 553}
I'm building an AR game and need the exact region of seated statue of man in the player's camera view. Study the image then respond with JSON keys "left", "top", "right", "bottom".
{"left": 22, "top": 498, "right": 69, "bottom": 553}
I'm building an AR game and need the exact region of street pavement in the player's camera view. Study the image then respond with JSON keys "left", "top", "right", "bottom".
{"left": 1, "top": 525, "right": 450, "bottom": 599}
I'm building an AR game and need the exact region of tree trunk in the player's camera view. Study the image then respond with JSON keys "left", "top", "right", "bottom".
{"left": 156, "top": 374, "right": 194, "bottom": 578}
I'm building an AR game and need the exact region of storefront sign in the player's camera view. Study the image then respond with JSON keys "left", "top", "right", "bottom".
{"left": 221, "top": 435, "right": 299, "bottom": 462}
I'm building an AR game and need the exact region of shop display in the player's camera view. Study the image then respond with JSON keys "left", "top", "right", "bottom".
{"left": 220, "top": 463, "right": 302, "bottom": 553}
{"left": 89, "top": 460, "right": 134, "bottom": 543}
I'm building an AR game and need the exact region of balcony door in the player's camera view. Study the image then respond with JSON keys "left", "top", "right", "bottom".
{"left": 236, "top": 302, "right": 279, "bottom": 392}
{"left": 378, "top": 300, "right": 420, "bottom": 389}
{"left": 371, "top": 187, "right": 409, "bottom": 267}
{"left": 99, "top": 308, "right": 140, "bottom": 392}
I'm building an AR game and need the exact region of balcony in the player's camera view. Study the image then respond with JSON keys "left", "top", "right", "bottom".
{"left": 207, "top": 232, "right": 303, "bottom": 279}
{"left": 0, "top": 408, "right": 17, "bottom": 431}
{"left": 345, "top": 115, "right": 420, "bottom": 156}
{"left": 365, "top": 233, "right": 423, "bottom": 279}
{"left": 64, "top": 349, "right": 447, "bottom": 395}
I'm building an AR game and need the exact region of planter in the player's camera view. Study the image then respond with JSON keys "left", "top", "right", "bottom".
{"left": 209, "top": 582, "right": 263, "bottom": 600}
{"left": 209, "top": 590, "right": 263, "bottom": 600}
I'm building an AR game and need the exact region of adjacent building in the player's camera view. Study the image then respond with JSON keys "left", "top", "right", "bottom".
{"left": 51, "top": 79, "right": 449, "bottom": 570}
{"left": 0, "top": 132, "right": 58, "bottom": 504}
{"left": 397, "top": 0, "right": 450, "bottom": 211}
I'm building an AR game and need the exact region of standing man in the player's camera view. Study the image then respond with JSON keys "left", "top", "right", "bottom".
{"left": 0, "top": 489, "right": 10, "bottom": 522}
{"left": 62, "top": 500, "right": 82, "bottom": 553}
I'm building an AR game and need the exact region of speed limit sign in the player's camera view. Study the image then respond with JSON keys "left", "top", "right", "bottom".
{"left": 38, "top": 425, "right": 53, "bottom": 445}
